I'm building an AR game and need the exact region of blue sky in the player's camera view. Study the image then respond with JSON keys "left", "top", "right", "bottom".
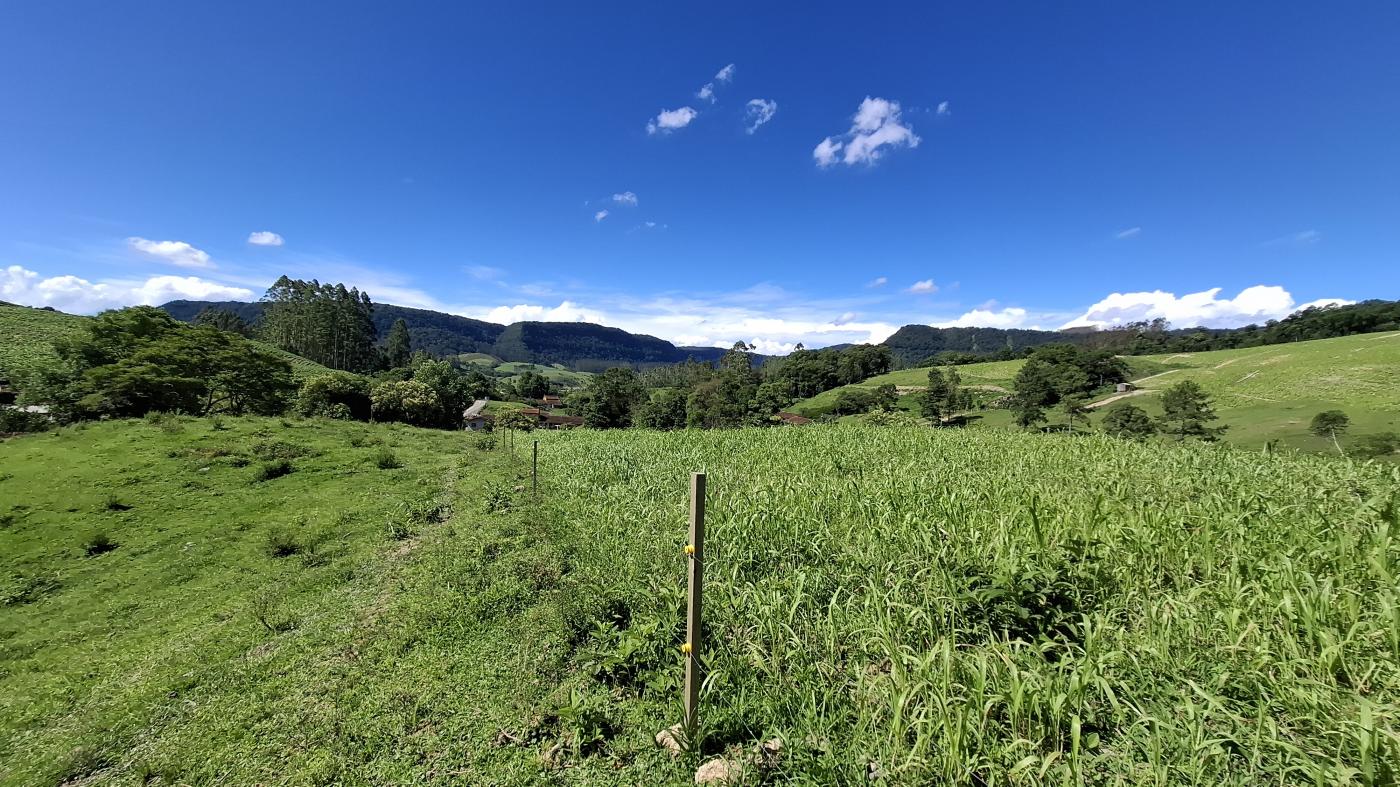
{"left": 2, "top": 2, "right": 1397, "bottom": 351}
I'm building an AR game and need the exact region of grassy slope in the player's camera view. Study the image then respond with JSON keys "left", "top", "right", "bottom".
{"left": 5, "top": 420, "right": 1399, "bottom": 784}
{"left": 791, "top": 332, "right": 1400, "bottom": 450}
{"left": 0, "top": 303, "right": 334, "bottom": 386}
{"left": 0, "top": 304, "right": 86, "bottom": 383}
{"left": 458, "top": 355, "right": 595, "bottom": 389}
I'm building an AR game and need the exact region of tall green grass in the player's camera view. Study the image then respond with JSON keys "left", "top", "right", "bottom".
{"left": 532, "top": 425, "right": 1400, "bottom": 784}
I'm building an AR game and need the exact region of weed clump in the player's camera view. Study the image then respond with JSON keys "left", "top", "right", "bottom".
{"left": 250, "top": 589, "right": 297, "bottom": 633}
{"left": 83, "top": 531, "right": 119, "bottom": 556}
{"left": 252, "top": 440, "right": 308, "bottom": 460}
{"left": 100, "top": 494, "right": 132, "bottom": 512}
{"left": 252, "top": 459, "right": 294, "bottom": 482}
{"left": 263, "top": 527, "right": 301, "bottom": 558}
{"left": 372, "top": 447, "right": 402, "bottom": 469}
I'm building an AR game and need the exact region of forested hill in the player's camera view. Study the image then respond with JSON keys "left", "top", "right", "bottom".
{"left": 884, "top": 299, "right": 1400, "bottom": 365}
{"left": 159, "top": 300, "right": 729, "bottom": 368}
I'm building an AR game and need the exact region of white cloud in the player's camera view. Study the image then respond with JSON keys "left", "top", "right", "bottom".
{"left": 934, "top": 307, "right": 1029, "bottom": 329}
{"left": 472, "top": 301, "right": 606, "bottom": 325}
{"left": 612, "top": 191, "right": 639, "bottom": 206}
{"left": 247, "top": 231, "right": 284, "bottom": 247}
{"left": 714, "top": 63, "right": 735, "bottom": 83}
{"left": 127, "top": 237, "right": 213, "bottom": 269}
{"left": 594, "top": 210, "right": 609, "bottom": 222}
{"left": 866, "top": 276, "right": 888, "bottom": 288}
{"left": 907, "top": 279, "right": 938, "bottom": 294}
{"left": 936, "top": 100, "right": 951, "bottom": 116}
{"left": 2, "top": 265, "right": 253, "bottom": 314}
{"left": 1115, "top": 227, "right": 1141, "bottom": 239}
{"left": 1062, "top": 285, "right": 1353, "bottom": 329}
{"left": 466, "top": 265, "right": 504, "bottom": 280}
{"left": 814, "top": 97, "right": 921, "bottom": 167}
{"left": 744, "top": 99, "right": 777, "bottom": 134}
{"left": 647, "top": 106, "right": 698, "bottom": 135}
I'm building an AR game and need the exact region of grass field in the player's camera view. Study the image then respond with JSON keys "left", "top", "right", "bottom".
{"left": 4, "top": 419, "right": 1398, "bottom": 784}
{"left": 0, "top": 304, "right": 86, "bottom": 384}
{"left": 791, "top": 332, "right": 1400, "bottom": 452}
{"left": 458, "top": 355, "right": 595, "bottom": 389}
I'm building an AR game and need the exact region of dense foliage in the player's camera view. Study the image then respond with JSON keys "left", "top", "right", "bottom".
{"left": 32, "top": 307, "right": 295, "bottom": 419}
{"left": 259, "top": 277, "right": 378, "bottom": 372}
{"left": 1011, "top": 344, "right": 1130, "bottom": 428}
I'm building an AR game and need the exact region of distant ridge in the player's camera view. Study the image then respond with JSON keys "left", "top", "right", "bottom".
{"left": 159, "top": 300, "right": 733, "bottom": 370}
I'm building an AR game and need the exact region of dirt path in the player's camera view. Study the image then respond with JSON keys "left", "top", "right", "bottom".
{"left": 1131, "top": 369, "right": 1182, "bottom": 385}
{"left": 1086, "top": 389, "right": 1149, "bottom": 409}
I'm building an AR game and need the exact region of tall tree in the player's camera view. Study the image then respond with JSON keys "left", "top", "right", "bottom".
{"left": 385, "top": 318, "right": 412, "bottom": 368}
{"left": 1102, "top": 402, "right": 1156, "bottom": 439}
{"left": 259, "top": 276, "right": 378, "bottom": 372}
{"left": 580, "top": 367, "right": 644, "bottom": 428}
{"left": 1158, "top": 380, "right": 1226, "bottom": 441}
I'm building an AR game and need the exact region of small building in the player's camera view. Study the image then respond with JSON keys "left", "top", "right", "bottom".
{"left": 541, "top": 414, "right": 584, "bottom": 429}
{"left": 464, "top": 413, "right": 494, "bottom": 432}
{"left": 539, "top": 395, "right": 564, "bottom": 410}
{"left": 1115, "top": 382, "right": 1136, "bottom": 394}
{"left": 774, "top": 411, "right": 814, "bottom": 426}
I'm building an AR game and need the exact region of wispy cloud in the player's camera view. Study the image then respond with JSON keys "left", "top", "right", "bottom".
{"left": 594, "top": 209, "right": 610, "bottom": 222}
{"left": 744, "top": 99, "right": 778, "bottom": 134}
{"left": 1115, "top": 227, "right": 1141, "bottom": 239}
{"left": 646, "top": 106, "right": 698, "bottom": 135}
{"left": 906, "top": 279, "right": 938, "bottom": 294}
{"left": 127, "top": 237, "right": 213, "bottom": 269}
{"left": 1263, "top": 229, "right": 1321, "bottom": 247}
{"left": 814, "top": 97, "right": 921, "bottom": 167}
{"left": 247, "top": 231, "right": 284, "bottom": 247}
{"left": 866, "top": 276, "right": 888, "bottom": 288}
{"left": 696, "top": 63, "right": 736, "bottom": 102}
{"left": 612, "top": 191, "right": 639, "bottom": 206}
{"left": 466, "top": 265, "right": 504, "bottom": 281}
{"left": 936, "top": 100, "right": 951, "bottom": 116}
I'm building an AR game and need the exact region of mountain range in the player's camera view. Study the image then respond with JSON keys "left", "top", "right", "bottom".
{"left": 159, "top": 298, "right": 1400, "bottom": 370}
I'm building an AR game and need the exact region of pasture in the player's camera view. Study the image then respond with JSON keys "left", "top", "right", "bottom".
{"left": 4, "top": 419, "right": 1397, "bottom": 784}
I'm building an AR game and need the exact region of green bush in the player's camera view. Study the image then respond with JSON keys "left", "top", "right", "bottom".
{"left": 252, "top": 459, "right": 294, "bottom": 483}
{"left": 262, "top": 527, "right": 301, "bottom": 558}
{"left": 296, "top": 372, "right": 372, "bottom": 420}
{"left": 83, "top": 531, "right": 119, "bottom": 556}
{"left": 371, "top": 447, "right": 402, "bottom": 469}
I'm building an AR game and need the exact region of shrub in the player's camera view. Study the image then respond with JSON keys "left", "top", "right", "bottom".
{"left": 100, "top": 494, "right": 132, "bottom": 512}
{"left": 296, "top": 372, "right": 373, "bottom": 421}
{"left": 263, "top": 527, "right": 301, "bottom": 557}
{"left": 0, "top": 408, "right": 52, "bottom": 433}
{"left": 370, "top": 380, "right": 441, "bottom": 427}
{"left": 472, "top": 433, "right": 498, "bottom": 451}
{"left": 83, "top": 531, "right": 119, "bottom": 556}
{"left": 252, "top": 440, "right": 308, "bottom": 460}
{"left": 252, "top": 459, "right": 294, "bottom": 482}
{"left": 210, "top": 415, "right": 227, "bottom": 431}
{"left": 250, "top": 589, "right": 297, "bottom": 633}
{"left": 372, "top": 447, "right": 402, "bottom": 469}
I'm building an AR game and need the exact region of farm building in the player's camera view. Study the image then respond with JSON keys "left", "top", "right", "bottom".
{"left": 539, "top": 395, "right": 564, "bottom": 410}
{"left": 1115, "top": 382, "right": 1137, "bottom": 393}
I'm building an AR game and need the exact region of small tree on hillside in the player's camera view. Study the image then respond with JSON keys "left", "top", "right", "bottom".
{"left": 1060, "top": 393, "right": 1090, "bottom": 433}
{"left": 1157, "top": 380, "right": 1226, "bottom": 441}
{"left": 1102, "top": 402, "right": 1155, "bottom": 439}
{"left": 1309, "top": 410, "right": 1350, "bottom": 455}
{"left": 385, "top": 318, "right": 412, "bottom": 369}
{"left": 1012, "top": 395, "right": 1046, "bottom": 430}
{"left": 921, "top": 368, "right": 952, "bottom": 424}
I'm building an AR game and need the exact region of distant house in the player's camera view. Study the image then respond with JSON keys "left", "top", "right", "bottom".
{"left": 1115, "top": 382, "right": 1136, "bottom": 394}
{"left": 774, "top": 411, "right": 813, "bottom": 426}
{"left": 541, "top": 414, "right": 584, "bottom": 429}
{"left": 464, "top": 413, "right": 494, "bottom": 432}
{"left": 539, "top": 395, "right": 564, "bottom": 410}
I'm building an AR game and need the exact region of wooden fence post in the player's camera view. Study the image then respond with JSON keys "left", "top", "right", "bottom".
{"left": 683, "top": 472, "right": 707, "bottom": 734}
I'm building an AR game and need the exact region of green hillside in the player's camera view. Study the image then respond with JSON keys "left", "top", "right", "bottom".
{"left": 791, "top": 332, "right": 1400, "bottom": 452}
{"left": 458, "top": 355, "right": 594, "bottom": 389}
{"left": 0, "top": 304, "right": 87, "bottom": 383}
{"left": 0, "top": 304, "right": 332, "bottom": 388}
{"left": 3, "top": 419, "right": 1396, "bottom": 783}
